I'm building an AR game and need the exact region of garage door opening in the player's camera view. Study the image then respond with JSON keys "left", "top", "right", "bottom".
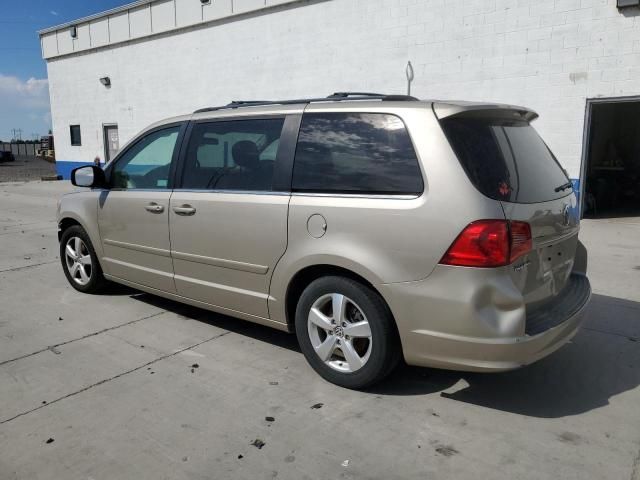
{"left": 583, "top": 98, "right": 640, "bottom": 218}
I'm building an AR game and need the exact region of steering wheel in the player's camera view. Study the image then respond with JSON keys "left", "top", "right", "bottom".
{"left": 206, "top": 169, "right": 229, "bottom": 189}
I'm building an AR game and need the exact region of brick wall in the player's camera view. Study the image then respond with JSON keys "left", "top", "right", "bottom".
{"left": 47, "top": 0, "right": 640, "bottom": 178}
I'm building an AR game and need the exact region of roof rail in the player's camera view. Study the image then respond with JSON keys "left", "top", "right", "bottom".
{"left": 328, "top": 92, "right": 385, "bottom": 98}
{"left": 193, "top": 93, "right": 419, "bottom": 114}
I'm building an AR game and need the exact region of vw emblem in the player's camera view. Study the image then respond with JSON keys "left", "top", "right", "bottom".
{"left": 333, "top": 326, "right": 345, "bottom": 338}
{"left": 562, "top": 205, "right": 570, "bottom": 226}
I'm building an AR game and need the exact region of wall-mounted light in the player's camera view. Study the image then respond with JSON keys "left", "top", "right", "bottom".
{"left": 617, "top": 0, "right": 640, "bottom": 8}
{"left": 200, "top": 0, "right": 211, "bottom": 4}
{"left": 99, "top": 77, "right": 111, "bottom": 87}
{"left": 70, "top": 25, "right": 77, "bottom": 38}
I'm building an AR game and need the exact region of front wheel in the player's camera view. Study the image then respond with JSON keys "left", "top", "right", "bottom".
{"left": 295, "top": 276, "right": 400, "bottom": 389}
{"left": 60, "top": 225, "right": 107, "bottom": 293}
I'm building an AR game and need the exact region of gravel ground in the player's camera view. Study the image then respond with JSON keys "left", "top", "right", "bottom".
{"left": 0, "top": 156, "right": 56, "bottom": 183}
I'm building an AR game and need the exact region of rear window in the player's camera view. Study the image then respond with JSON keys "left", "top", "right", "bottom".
{"left": 292, "top": 113, "right": 423, "bottom": 195}
{"left": 440, "top": 116, "right": 570, "bottom": 203}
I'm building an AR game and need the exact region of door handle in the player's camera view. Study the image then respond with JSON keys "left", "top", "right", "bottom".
{"left": 144, "top": 202, "right": 164, "bottom": 213}
{"left": 173, "top": 204, "right": 196, "bottom": 216}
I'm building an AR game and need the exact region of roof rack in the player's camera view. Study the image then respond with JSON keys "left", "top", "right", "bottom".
{"left": 328, "top": 92, "right": 385, "bottom": 98}
{"left": 193, "top": 92, "right": 419, "bottom": 114}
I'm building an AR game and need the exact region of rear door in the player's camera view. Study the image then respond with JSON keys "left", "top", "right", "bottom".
{"left": 168, "top": 114, "right": 299, "bottom": 318}
{"left": 439, "top": 110, "right": 580, "bottom": 305}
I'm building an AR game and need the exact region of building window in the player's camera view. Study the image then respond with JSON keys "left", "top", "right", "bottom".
{"left": 70, "top": 125, "right": 81, "bottom": 146}
{"left": 617, "top": 0, "right": 640, "bottom": 9}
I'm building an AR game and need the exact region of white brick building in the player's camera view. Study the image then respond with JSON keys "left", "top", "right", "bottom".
{"left": 40, "top": 0, "right": 640, "bottom": 216}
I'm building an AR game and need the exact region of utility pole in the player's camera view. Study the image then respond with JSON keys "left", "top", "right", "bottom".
{"left": 11, "top": 128, "right": 23, "bottom": 141}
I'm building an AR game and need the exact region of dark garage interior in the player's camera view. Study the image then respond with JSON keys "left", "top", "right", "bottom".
{"left": 583, "top": 99, "right": 640, "bottom": 218}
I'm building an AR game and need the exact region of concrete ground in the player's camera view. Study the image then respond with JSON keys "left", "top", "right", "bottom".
{"left": 0, "top": 181, "right": 639, "bottom": 480}
{"left": 0, "top": 156, "right": 56, "bottom": 183}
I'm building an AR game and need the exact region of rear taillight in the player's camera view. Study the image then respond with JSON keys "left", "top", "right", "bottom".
{"left": 508, "top": 221, "right": 532, "bottom": 263}
{"left": 439, "top": 220, "right": 532, "bottom": 268}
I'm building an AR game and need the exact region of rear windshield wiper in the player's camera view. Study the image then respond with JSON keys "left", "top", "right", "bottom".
{"left": 554, "top": 181, "right": 573, "bottom": 192}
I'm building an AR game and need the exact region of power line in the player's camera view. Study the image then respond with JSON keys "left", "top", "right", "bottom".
{"left": 0, "top": 20, "right": 43, "bottom": 24}
{"left": 0, "top": 47, "right": 41, "bottom": 51}
{"left": 11, "top": 129, "right": 23, "bottom": 141}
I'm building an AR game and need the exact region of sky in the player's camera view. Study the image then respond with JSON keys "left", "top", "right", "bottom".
{"left": 0, "top": 0, "right": 129, "bottom": 141}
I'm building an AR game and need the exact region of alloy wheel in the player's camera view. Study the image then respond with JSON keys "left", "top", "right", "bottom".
{"left": 64, "top": 236, "right": 92, "bottom": 286}
{"left": 307, "top": 293, "right": 372, "bottom": 373}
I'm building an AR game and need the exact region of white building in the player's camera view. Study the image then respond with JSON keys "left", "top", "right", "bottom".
{"left": 40, "top": 0, "right": 640, "bottom": 216}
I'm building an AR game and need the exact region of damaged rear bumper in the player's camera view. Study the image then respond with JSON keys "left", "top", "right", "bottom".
{"left": 381, "top": 268, "right": 591, "bottom": 372}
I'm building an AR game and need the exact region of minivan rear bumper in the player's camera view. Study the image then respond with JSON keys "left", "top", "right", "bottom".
{"left": 380, "top": 269, "right": 591, "bottom": 372}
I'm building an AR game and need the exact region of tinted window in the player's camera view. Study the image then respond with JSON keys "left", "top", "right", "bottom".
{"left": 292, "top": 113, "right": 423, "bottom": 194}
{"left": 111, "top": 126, "right": 180, "bottom": 189}
{"left": 441, "top": 117, "right": 570, "bottom": 203}
{"left": 181, "top": 118, "right": 285, "bottom": 191}
{"left": 70, "top": 125, "right": 81, "bottom": 146}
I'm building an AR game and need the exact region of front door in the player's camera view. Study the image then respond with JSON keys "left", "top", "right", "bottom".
{"left": 103, "top": 125, "right": 119, "bottom": 164}
{"left": 98, "top": 124, "right": 182, "bottom": 292}
{"left": 169, "top": 117, "right": 290, "bottom": 318}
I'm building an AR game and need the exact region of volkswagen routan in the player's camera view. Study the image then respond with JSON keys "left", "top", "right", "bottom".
{"left": 58, "top": 92, "right": 591, "bottom": 388}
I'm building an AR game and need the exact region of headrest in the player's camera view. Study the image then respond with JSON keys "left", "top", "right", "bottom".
{"left": 232, "top": 140, "right": 259, "bottom": 169}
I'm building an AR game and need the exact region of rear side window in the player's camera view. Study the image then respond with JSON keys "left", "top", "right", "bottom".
{"left": 180, "top": 118, "right": 284, "bottom": 191}
{"left": 292, "top": 113, "right": 423, "bottom": 195}
{"left": 440, "top": 117, "right": 570, "bottom": 203}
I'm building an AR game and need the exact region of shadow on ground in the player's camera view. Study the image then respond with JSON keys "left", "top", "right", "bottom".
{"left": 125, "top": 290, "right": 639, "bottom": 419}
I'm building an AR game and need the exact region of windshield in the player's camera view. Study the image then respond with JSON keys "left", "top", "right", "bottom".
{"left": 440, "top": 116, "right": 571, "bottom": 203}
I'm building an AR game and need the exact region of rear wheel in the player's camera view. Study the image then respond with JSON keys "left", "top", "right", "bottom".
{"left": 60, "top": 225, "right": 107, "bottom": 293}
{"left": 295, "top": 276, "right": 400, "bottom": 389}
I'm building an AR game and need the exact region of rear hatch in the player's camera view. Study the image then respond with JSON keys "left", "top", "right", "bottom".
{"left": 435, "top": 103, "right": 581, "bottom": 309}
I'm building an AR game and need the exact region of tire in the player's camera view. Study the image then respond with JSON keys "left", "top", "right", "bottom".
{"left": 59, "top": 225, "right": 107, "bottom": 293}
{"left": 295, "top": 276, "right": 401, "bottom": 389}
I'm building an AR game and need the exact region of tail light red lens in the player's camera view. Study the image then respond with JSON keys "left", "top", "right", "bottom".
{"left": 439, "top": 220, "right": 532, "bottom": 268}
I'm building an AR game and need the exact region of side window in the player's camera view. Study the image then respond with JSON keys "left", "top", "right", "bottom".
{"left": 180, "top": 118, "right": 285, "bottom": 191}
{"left": 292, "top": 113, "right": 423, "bottom": 195}
{"left": 111, "top": 126, "right": 180, "bottom": 189}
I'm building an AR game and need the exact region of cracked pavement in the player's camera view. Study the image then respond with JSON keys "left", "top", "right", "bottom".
{"left": 1, "top": 181, "right": 639, "bottom": 480}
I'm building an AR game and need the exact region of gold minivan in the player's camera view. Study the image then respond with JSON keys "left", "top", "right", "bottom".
{"left": 59, "top": 93, "right": 591, "bottom": 388}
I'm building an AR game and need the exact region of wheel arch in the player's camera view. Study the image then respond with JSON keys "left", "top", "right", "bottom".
{"left": 57, "top": 217, "right": 82, "bottom": 241}
{"left": 57, "top": 211, "right": 105, "bottom": 263}
{"left": 284, "top": 264, "right": 400, "bottom": 339}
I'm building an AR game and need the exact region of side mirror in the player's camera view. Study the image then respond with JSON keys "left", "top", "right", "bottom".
{"left": 71, "top": 165, "right": 106, "bottom": 188}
